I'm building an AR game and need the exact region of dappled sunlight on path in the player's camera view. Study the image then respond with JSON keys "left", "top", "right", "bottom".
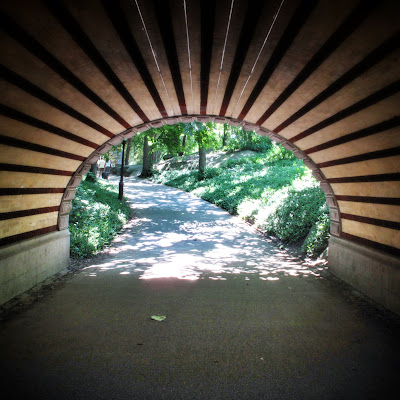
{"left": 86, "top": 177, "right": 326, "bottom": 282}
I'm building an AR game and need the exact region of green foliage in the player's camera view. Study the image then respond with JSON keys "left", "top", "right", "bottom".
{"left": 155, "top": 124, "right": 184, "bottom": 154}
{"left": 301, "top": 203, "right": 331, "bottom": 257}
{"left": 69, "top": 178, "right": 131, "bottom": 258}
{"left": 85, "top": 171, "right": 97, "bottom": 182}
{"left": 202, "top": 167, "right": 223, "bottom": 179}
{"left": 105, "top": 123, "right": 275, "bottom": 169}
{"left": 184, "top": 121, "right": 220, "bottom": 149}
{"left": 261, "top": 186, "right": 326, "bottom": 242}
{"left": 224, "top": 128, "right": 273, "bottom": 153}
{"left": 266, "top": 142, "right": 296, "bottom": 160}
{"left": 152, "top": 123, "right": 198, "bottom": 157}
{"left": 221, "top": 157, "right": 251, "bottom": 168}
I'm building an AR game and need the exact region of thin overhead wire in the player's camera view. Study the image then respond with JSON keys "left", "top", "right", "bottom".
{"left": 183, "top": 0, "right": 194, "bottom": 113}
{"left": 230, "top": 0, "right": 285, "bottom": 118}
{"left": 212, "top": 0, "right": 235, "bottom": 115}
{"left": 133, "top": 0, "right": 175, "bottom": 114}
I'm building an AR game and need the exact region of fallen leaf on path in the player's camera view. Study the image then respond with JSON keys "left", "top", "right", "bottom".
{"left": 151, "top": 315, "right": 166, "bottom": 321}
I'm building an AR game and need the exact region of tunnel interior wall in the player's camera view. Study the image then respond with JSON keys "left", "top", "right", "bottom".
{"left": 0, "top": 230, "right": 70, "bottom": 305}
{"left": 329, "top": 236, "right": 400, "bottom": 315}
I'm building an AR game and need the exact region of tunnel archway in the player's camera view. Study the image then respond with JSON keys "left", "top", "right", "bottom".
{"left": 57, "top": 116, "right": 341, "bottom": 236}
{"left": 0, "top": 0, "right": 399, "bottom": 313}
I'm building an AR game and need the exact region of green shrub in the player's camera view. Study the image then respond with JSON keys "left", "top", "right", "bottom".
{"left": 85, "top": 171, "right": 97, "bottom": 182}
{"left": 265, "top": 143, "right": 296, "bottom": 161}
{"left": 301, "top": 203, "right": 330, "bottom": 257}
{"left": 69, "top": 178, "right": 131, "bottom": 258}
{"left": 261, "top": 186, "right": 326, "bottom": 242}
{"left": 220, "top": 157, "right": 250, "bottom": 169}
{"left": 224, "top": 132, "right": 272, "bottom": 153}
{"left": 203, "top": 167, "right": 223, "bottom": 179}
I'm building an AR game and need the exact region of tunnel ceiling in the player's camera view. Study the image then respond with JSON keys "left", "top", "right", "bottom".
{"left": 0, "top": 0, "right": 399, "bottom": 256}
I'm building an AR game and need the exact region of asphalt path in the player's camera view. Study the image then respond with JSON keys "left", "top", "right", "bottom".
{"left": 0, "top": 176, "right": 399, "bottom": 399}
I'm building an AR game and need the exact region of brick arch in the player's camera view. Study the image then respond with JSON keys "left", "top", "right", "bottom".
{"left": 58, "top": 116, "right": 341, "bottom": 238}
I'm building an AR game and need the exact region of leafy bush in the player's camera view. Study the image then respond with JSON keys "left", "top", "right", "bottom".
{"left": 85, "top": 171, "right": 97, "bottom": 182}
{"left": 69, "top": 178, "right": 131, "bottom": 258}
{"left": 302, "top": 203, "right": 331, "bottom": 257}
{"left": 203, "top": 167, "right": 223, "bottom": 179}
{"left": 220, "top": 157, "right": 250, "bottom": 169}
{"left": 261, "top": 186, "right": 326, "bottom": 242}
{"left": 265, "top": 142, "right": 296, "bottom": 161}
{"left": 224, "top": 130, "right": 272, "bottom": 153}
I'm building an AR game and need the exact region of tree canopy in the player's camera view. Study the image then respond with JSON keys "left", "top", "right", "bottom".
{"left": 105, "top": 122, "right": 277, "bottom": 179}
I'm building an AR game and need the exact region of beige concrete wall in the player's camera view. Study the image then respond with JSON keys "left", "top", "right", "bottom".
{"left": 0, "top": 230, "right": 70, "bottom": 305}
{"left": 329, "top": 236, "right": 400, "bottom": 316}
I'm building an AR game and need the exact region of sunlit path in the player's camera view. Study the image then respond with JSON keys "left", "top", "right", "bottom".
{"left": 0, "top": 176, "right": 398, "bottom": 400}
{"left": 90, "top": 176, "right": 323, "bottom": 282}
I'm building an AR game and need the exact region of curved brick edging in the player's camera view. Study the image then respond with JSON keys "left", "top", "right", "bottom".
{"left": 57, "top": 116, "right": 341, "bottom": 238}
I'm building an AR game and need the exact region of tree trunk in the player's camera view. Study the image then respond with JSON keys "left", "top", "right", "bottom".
{"left": 124, "top": 138, "right": 132, "bottom": 165}
{"left": 86, "top": 163, "right": 97, "bottom": 182}
{"left": 153, "top": 150, "right": 161, "bottom": 164}
{"left": 198, "top": 147, "right": 206, "bottom": 180}
{"left": 222, "top": 123, "right": 228, "bottom": 148}
{"left": 139, "top": 135, "right": 153, "bottom": 178}
{"left": 242, "top": 127, "right": 248, "bottom": 143}
{"left": 179, "top": 135, "right": 186, "bottom": 156}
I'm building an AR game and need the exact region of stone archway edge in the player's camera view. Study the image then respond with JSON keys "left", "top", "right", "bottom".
{"left": 57, "top": 116, "right": 341, "bottom": 238}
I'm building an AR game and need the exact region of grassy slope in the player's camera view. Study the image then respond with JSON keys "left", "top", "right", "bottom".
{"left": 152, "top": 150, "right": 330, "bottom": 257}
{"left": 69, "top": 177, "right": 131, "bottom": 258}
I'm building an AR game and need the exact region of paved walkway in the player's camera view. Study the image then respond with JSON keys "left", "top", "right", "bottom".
{"left": 0, "top": 177, "right": 399, "bottom": 399}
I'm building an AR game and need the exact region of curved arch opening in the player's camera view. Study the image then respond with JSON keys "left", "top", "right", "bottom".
{"left": 60, "top": 116, "right": 341, "bottom": 254}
